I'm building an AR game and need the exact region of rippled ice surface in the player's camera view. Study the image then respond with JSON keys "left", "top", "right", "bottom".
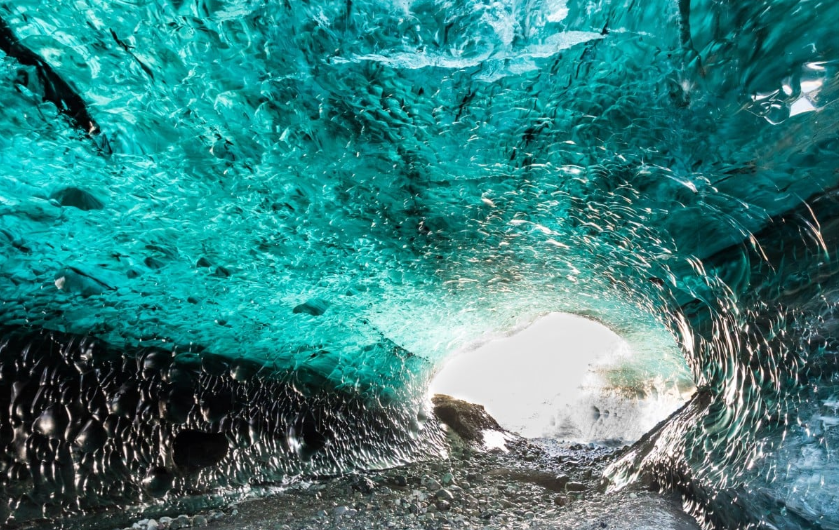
{"left": 1, "top": 0, "right": 839, "bottom": 528}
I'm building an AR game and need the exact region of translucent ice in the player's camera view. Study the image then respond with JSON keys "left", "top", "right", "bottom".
{"left": 1, "top": 0, "right": 839, "bottom": 528}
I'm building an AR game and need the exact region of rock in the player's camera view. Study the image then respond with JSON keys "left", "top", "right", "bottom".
{"left": 333, "top": 506, "right": 357, "bottom": 517}
{"left": 554, "top": 495, "right": 569, "bottom": 506}
{"left": 431, "top": 395, "right": 510, "bottom": 446}
{"left": 352, "top": 476, "right": 377, "bottom": 494}
{"left": 436, "top": 500, "right": 451, "bottom": 511}
{"left": 192, "top": 515, "right": 207, "bottom": 527}
{"left": 485, "top": 469, "right": 569, "bottom": 492}
{"left": 388, "top": 474, "right": 408, "bottom": 487}
{"left": 424, "top": 477, "right": 441, "bottom": 490}
{"left": 566, "top": 482, "right": 587, "bottom": 492}
{"left": 441, "top": 472, "right": 454, "bottom": 485}
{"left": 174, "top": 514, "right": 191, "bottom": 528}
{"left": 146, "top": 520, "right": 159, "bottom": 530}
{"left": 436, "top": 488, "right": 454, "bottom": 501}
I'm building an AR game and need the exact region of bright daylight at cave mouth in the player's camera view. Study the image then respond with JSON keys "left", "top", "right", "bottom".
{"left": 430, "top": 313, "right": 693, "bottom": 444}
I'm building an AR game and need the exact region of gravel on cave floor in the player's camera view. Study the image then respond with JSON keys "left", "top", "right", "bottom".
{"left": 124, "top": 436, "right": 699, "bottom": 530}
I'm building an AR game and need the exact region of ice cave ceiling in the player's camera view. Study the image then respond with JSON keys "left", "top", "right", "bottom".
{"left": 1, "top": 0, "right": 839, "bottom": 528}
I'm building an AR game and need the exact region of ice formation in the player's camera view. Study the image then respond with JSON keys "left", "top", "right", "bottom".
{"left": 1, "top": 0, "right": 838, "bottom": 528}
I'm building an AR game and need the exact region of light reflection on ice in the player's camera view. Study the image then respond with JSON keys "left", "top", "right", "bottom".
{"left": 336, "top": 31, "right": 604, "bottom": 81}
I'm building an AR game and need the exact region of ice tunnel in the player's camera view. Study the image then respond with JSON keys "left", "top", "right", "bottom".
{"left": 0, "top": 0, "right": 838, "bottom": 528}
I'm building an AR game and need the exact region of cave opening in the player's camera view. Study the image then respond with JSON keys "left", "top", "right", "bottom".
{"left": 429, "top": 312, "right": 695, "bottom": 445}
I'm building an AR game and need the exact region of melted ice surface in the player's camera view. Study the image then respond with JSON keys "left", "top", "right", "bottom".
{"left": 2, "top": 0, "right": 839, "bottom": 527}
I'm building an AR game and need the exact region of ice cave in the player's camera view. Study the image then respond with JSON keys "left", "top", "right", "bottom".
{"left": 0, "top": 0, "right": 838, "bottom": 528}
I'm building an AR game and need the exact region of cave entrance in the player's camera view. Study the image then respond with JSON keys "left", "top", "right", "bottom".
{"left": 429, "top": 312, "right": 693, "bottom": 445}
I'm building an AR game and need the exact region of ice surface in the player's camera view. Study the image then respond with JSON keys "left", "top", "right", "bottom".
{"left": 1, "top": 0, "right": 839, "bottom": 528}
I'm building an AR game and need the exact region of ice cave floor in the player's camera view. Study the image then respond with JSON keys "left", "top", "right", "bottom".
{"left": 103, "top": 396, "right": 700, "bottom": 530}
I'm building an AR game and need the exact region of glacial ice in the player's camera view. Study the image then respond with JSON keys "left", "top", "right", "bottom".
{"left": 1, "top": 0, "right": 839, "bottom": 528}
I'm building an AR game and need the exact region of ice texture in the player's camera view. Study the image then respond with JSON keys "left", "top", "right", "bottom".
{"left": 1, "top": 0, "right": 839, "bottom": 528}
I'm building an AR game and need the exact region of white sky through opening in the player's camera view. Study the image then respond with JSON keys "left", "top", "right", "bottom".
{"left": 429, "top": 312, "right": 630, "bottom": 439}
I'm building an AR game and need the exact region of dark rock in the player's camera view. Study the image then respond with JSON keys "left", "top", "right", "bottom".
{"left": 566, "top": 481, "right": 587, "bottom": 492}
{"left": 351, "top": 476, "right": 376, "bottom": 494}
{"left": 436, "top": 488, "right": 454, "bottom": 501}
{"left": 485, "top": 469, "right": 569, "bottom": 492}
{"left": 387, "top": 474, "right": 408, "bottom": 487}
{"left": 431, "top": 394, "right": 508, "bottom": 445}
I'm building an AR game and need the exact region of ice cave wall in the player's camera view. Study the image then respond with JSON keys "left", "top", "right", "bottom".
{"left": 0, "top": 0, "right": 838, "bottom": 528}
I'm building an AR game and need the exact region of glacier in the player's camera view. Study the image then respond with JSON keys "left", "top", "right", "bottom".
{"left": 1, "top": 0, "right": 838, "bottom": 528}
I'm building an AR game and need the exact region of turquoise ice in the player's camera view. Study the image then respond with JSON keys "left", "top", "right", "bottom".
{"left": 1, "top": 0, "right": 839, "bottom": 528}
